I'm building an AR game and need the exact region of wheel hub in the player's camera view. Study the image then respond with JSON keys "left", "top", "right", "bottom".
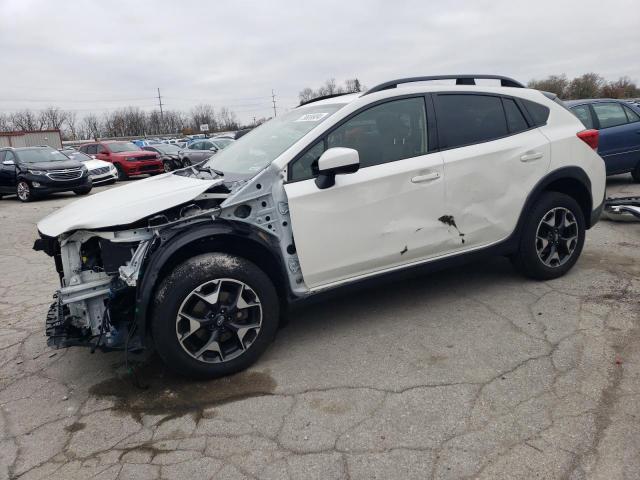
{"left": 535, "top": 207, "right": 578, "bottom": 268}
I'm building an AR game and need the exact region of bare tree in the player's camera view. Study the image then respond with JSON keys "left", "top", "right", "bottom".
{"left": 39, "top": 106, "right": 69, "bottom": 130}
{"left": 298, "top": 87, "right": 315, "bottom": 104}
{"left": 190, "top": 104, "right": 217, "bottom": 132}
{"left": 600, "top": 76, "right": 640, "bottom": 98}
{"left": 81, "top": 113, "right": 101, "bottom": 140}
{"left": 565, "top": 73, "right": 605, "bottom": 100}
{"left": 10, "top": 110, "right": 39, "bottom": 131}
{"left": 527, "top": 75, "right": 569, "bottom": 98}
{"left": 217, "top": 107, "right": 239, "bottom": 131}
{"left": 344, "top": 78, "right": 363, "bottom": 93}
{"left": 0, "top": 113, "right": 13, "bottom": 131}
{"left": 65, "top": 111, "right": 78, "bottom": 140}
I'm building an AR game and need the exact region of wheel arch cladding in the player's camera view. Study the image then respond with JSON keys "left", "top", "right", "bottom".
{"left": 516, "top": 167, "right": 594, "bottom": 237}
{"left": 135, "top": 222, "right": 289, "bottom": 339}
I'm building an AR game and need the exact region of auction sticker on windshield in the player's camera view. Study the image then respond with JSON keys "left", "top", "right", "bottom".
{"left": 295, "top": 113, "right": 329, "bottom": 122}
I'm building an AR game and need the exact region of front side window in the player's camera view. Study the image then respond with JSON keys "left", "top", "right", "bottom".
{"left": 97, "top": 144, "right": 107, "bottom": 154}
{"left": 86, "top": 144, "right": 97, "bottom": 155}
{"left": 189, "top": 142, "right": 202, "bottom": 150}
{"left": 571, "top": 105, "right": 595, "bottom": 129}
{"left": 592, "top": 103, "right": 628, "bottom": 129}
{"left": 326, "top": 97, "right": 428, "bottom": 169}
{"left": 4, "top": 151, "right": 15, "bottom": 163}
{"left": 435, "top": 94, "right": 508, "bottom": 149}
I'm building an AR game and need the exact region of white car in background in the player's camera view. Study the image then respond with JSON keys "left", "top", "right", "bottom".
{"left": 63, "top": 150, "right": 118, "bottom": 185}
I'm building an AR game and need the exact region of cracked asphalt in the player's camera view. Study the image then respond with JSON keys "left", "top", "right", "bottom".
{"left": 1, "top": 175, "right": 639, "bottom": 480}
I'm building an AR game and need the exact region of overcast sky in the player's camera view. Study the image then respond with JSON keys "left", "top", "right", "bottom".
{"left": 1, "top": 0, "right": 639, "bottom": 124}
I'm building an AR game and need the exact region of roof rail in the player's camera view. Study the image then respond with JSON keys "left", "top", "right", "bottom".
{"left": 364, "top": 75, "right": 525, "bottom": 95}
{"left": 298, "top": 92, "right": 355, "bottom": 107}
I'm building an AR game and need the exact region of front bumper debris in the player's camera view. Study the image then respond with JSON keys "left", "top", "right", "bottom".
{"left": 602, "top": 196, "right": 640, "bottom": 222}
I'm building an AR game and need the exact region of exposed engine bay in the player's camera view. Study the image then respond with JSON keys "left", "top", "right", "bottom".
{"left": 34, "top": 164, "right": 305, "bottom": 352}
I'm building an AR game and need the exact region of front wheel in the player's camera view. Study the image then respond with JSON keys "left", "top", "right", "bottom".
{"left": 512, "top": 192, "right": 585, "bottom": 280}
{"left": 163, "top": 161, "right": 172, "bottom": 173}
{"left": 74, "top": 186, "right": 92, "bottom": 195}
{"left": 181, "top": 158, "right": 191, "bottom": 167}
{"left": 16, "top": 181, "right": 32, "bottom": 202}
{"left": 115, "top": 164, "right": 128, "bottom": 180}
{"left": 151, "top": 253, "right": 279, "bottom": 379}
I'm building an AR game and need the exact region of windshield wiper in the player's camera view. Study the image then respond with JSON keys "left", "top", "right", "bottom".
{"left": 194, "top": 164, "right": 224, "bottom": 177}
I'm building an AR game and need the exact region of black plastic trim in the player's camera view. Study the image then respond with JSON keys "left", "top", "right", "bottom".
{"left": 134, "top": 220, "right": 288, "bottom": 341}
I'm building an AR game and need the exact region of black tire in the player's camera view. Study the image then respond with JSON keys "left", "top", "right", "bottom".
{"left": 512, "top": 192, "right": 585, "bottom": 280}
{"left": 631, "top": 163, "right": 640, "bottom": 182}
{"left": 163, "top": 161, "right": 172, "bottom": 173}
{"left": 182, "top": 158, "right": 191, "bottom": 167}
{"left": 73, "top": 186, "right": 92, "bottom": 195}
{"left": 115, "top": 164, "right": 128, "bottom": 180}
{"left": 107, "top": 179, "right": 117, "bottom": 185}
{"left": 151, "top": 253, "right": 279, "bottom": 379}
{"left": 16, "top": 180, "right": 31, "bottom": 202}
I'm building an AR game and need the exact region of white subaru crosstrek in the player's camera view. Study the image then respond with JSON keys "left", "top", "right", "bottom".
{"left": 34, "top": 75, "right": 606, "bottom": 378}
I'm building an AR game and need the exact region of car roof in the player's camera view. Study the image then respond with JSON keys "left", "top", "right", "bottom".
{"left": 564, "top": 98, "right": 633, "bottom": 106}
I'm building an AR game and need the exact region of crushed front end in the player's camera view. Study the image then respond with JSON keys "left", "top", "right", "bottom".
{"left": 34, "top": 229, "right": 153, "bottom": 352}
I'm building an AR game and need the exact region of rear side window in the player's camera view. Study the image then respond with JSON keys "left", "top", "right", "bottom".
{"left": 623, "top": 105, "right": 640, "bottom": 123}
{"left": 435, "top": 94, "right": 508, "bottom": 149}
{"left": 592, "top": 103, "right": 628, "bottom": 129}
{"left": 502, "top": 98, "right": 529, "bottom": 133}
{"left": 521, "top": 99, "right": 550, "bottom": 126}
{"left": 86, "top": 144, "right": 97, "bottom": 155}
{"left": 570, "top": 105, "right": 595, "bottom": 129}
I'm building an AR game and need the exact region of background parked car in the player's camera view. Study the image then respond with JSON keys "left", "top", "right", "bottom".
{"left": 62, "top": 150, "right": 118, "bottom": 185}
{"left": 0, "top": 146, "right": 91, "bottom": 202}
{"left": 78, "top": 141, "right": 163, "bottom": 180}
{"left": 131, "top": 139, "right": 161, "bottom": 148}
{"left": 210, "top": 137, "right": 235, "bottom": 150}
{"left": 567, "top": 99, "right": 640, "bottom": 180}
{"left": 142, "top": 144, "right": 185, "bottom": 171}
{"left": 178, "top": 139, "right": 220, "bottom": 166}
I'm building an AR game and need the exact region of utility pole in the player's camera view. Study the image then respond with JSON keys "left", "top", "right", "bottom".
{"left": 253, "top": 116, "right": 256, "bottom": 126}
{"left": 271, "top": 89, "right": 277, "bottom": 117}
{"left": 157, "top": 88, "right": 164, "bottom": 132}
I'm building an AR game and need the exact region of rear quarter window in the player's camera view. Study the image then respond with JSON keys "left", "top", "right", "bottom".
{"left": 521, "top": 99, "right": 550, "bottom": 126}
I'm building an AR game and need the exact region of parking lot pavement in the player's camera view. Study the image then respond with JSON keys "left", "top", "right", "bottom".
{"left": 0, "top": 175, "right": 639, "bottom": 480}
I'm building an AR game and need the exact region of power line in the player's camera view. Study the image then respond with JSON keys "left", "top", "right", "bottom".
{"left": 271, "top": 89, "right": 277, "bottom": 117}
{"left": 157, "top": 88, "right": 164, "bottom": 126}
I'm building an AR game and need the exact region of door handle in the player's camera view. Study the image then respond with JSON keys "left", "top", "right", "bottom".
{"left": 520, "top": 152, "right": 543, "bottom": 162}
{"left": 411, "top": 172, "right": 440, "bottom": 183}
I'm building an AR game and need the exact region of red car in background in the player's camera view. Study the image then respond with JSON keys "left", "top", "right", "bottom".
{"left": 78, "top": 141, "right": 163, "bottom": 180}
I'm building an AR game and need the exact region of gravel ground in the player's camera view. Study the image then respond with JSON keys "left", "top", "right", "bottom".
{"left": 0, "top": 174, "right": 639, "bottom": 480}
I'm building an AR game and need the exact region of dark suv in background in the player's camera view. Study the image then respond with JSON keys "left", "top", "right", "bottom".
{"left": 0, "top": 146, "right": 92, "bottom": 202}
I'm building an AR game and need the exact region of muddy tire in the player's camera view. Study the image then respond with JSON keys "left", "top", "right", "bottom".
{"left": 512, "top": 192, "right": 585, "bottom": 280}
{"left": 151, "top": 253, "right": 279, "bottom": 379}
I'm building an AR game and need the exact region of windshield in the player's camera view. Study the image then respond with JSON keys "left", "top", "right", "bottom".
{"left": 212, "top": 138, "right": 233, "bottom": 149}
{"left": 108, "top": 142, "right": 141, "bottom": 153}
{"left": 64, "top": 151, "right": 92, "bottom": 162}
{"left": 207, "top": 103, "right": 345, "bottom": 175}
{"left": 152, "top": 144, "right": 182, "bottom": 154}
{"left": 17, "top": 148, "right": 70, "bottom": 163}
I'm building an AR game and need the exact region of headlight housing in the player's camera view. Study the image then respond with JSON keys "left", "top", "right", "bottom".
{"left": 27, "top": 169, "right": 46, "bottom": 175}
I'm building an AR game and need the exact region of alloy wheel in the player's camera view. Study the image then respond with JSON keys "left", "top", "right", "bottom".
{"left": 535, "top": 207, "right": 578, "bottom": 268}
{"left": 17, "top": 181, "right": 30, "bottom": 201}
{"left": 163, "top": 161, "right": 172, "bottom": 173}
{"left": 175, "top": 278, "right": 262, "bottom": 364}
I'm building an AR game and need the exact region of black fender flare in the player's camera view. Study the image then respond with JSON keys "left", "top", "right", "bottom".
{"left": 134, "top": 220, "right": 288, "bottom": 338}
{"left": 509, "top": 166, "right": 594, "bottom": 250}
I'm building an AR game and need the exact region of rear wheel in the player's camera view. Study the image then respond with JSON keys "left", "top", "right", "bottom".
{"left": 115, "top": 164, "right": 128, "bottom": 180}
{"left": 152, "top": 253, "right": 279, "bottom": 379}
{"left": 16, "top": 181, "right": 31, "bottom": 202}
{"left": 512, "top": 192, "right": 585, "bottom": 280}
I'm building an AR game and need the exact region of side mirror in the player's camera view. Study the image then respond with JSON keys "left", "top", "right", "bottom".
{"left": 2, "top": 159, "right": 15, "bottom": 166}
{"left": 315, "top": 148, "right": 359, "bottom": 189}
{"left": 209, "top": 147, "right": 218, "bottom": 152}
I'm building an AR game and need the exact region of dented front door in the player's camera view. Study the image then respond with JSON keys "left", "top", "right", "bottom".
{"left": 285, "top": 151, "right": 448, "bottom": 289}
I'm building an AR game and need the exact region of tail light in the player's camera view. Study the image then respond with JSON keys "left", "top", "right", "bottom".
{"left": 577, "top": 129, "right": 599, "bottom": 150}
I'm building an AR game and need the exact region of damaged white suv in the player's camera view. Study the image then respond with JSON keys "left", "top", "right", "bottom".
{"left": 35, "top": 75, "right": 606, "bottom": 378}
